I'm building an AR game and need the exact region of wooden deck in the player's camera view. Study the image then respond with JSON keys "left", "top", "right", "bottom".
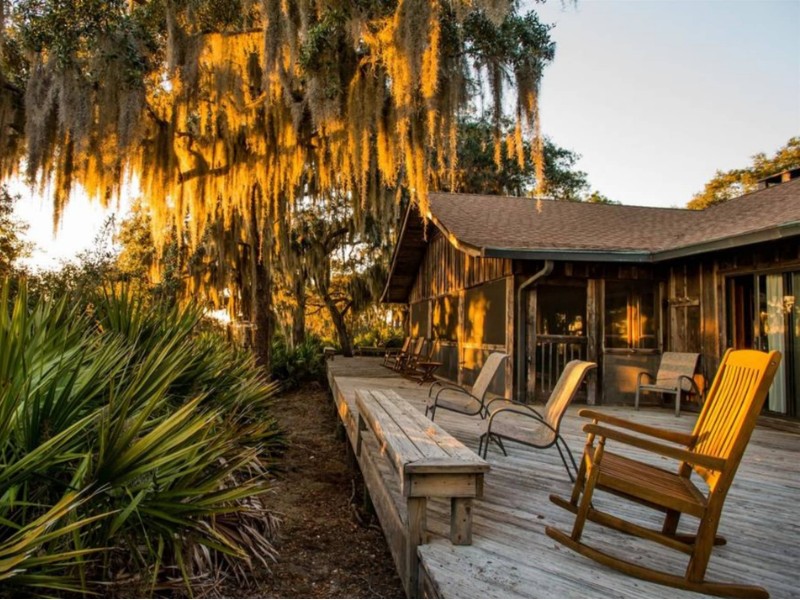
{"left": 327, "top": 357, "right": 800, "bottom": 599}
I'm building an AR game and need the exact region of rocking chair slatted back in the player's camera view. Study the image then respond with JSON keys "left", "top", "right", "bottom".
{"left": 690, "top": 348, "right": 781, "bottom": 491}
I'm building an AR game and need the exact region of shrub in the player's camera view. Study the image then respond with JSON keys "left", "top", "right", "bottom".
{"left": 353, "top": 325, "right": 405, "bottom": 349}
{"left": 0, "top": 280, "right": 282, "bottom": 595}
{"left": 270, "top": 335, "right": 326, "bottom": 389}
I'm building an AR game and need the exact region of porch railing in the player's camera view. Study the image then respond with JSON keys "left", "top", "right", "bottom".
{"left": 534, "top": 335, "right": 588, "bottom": 397}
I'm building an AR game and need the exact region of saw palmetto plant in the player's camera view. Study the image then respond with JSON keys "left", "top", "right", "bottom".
{"left": 0, "top": 279, "right": 282, "bottom": 595}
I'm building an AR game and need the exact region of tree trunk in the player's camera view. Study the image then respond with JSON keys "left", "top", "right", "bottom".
{"left": 320, "top": 285, "right": 352, "bottom": 357}
{"left": 248, "top": 194, "right": 273, "bottom": 371}
{"left": 291, "top": 271, "right": 306, "bottom": 348}
{"left": 252, "top": 254, "right": 273, "bottom": 370}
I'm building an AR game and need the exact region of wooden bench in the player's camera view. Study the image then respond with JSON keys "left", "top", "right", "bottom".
{"left": 355, "top": 389, "right": 489, "bottom": 597}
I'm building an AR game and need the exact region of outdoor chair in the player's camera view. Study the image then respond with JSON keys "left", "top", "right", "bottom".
{"left": 425, "top": 352, "right": 508, "bottom": 421}
{"left": 382, "top": 336, "right": 411, "bottom": 368}
{"left": 547, "top": 348, "right": 782, "bottom": 598}
{"left": 635, "top": 351, "right": 702, "bottom": 416}
{"left": 401, "top": 338, "right": 430, "bottom": 374}
{"left": 477, "top": 360, "right": 596, "bottom": 481}
{"left": 407, "top": 340, "right": 443, "bottom": 384}
{"left": 386, "top": 337, "right": 421, "bottom": 371}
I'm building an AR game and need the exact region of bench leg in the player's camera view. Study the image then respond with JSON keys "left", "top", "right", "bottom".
{"left": 406, "top": 497, "right": 427, "bottom": 598}
{"left": 450, "top": 498, "right": 473, "bottom": 545}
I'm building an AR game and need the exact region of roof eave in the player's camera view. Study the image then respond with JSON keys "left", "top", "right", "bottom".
{"left": 481, "top": 247, "right": 654, "bottom": 263}
{"left": 651, "top": 222, "right": 800, "bottom": 262}
{"left": 379, "top": 203, "right": 414, "bottom": 304}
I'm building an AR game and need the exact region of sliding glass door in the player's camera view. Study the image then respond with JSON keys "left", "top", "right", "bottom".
{"left": 728, "top": 271, "right": 799, "bottom": 418}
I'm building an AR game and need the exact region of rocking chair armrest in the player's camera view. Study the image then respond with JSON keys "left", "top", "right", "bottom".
{"left": 583, "top": 423, "right": 726, "bottom": 471}
{"left": 578, "top": 409, "right": 697, "bottom": 446}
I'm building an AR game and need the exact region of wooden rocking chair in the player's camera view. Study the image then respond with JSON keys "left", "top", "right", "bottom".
{"left": 547, "top": 348, "right": 782, "bottom": 598}
{"left": 382, "top": 336, "right": 410, "bottom": 367}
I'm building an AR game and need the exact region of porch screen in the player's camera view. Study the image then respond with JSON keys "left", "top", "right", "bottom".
{"left": 464, "top": 279, "right": 506, "bottom": 346}
{"left": 409, "top": 301, "right": 429, "bottom": 338}
{"left": 433, "top": 294, "right": 459, "bottom": 341}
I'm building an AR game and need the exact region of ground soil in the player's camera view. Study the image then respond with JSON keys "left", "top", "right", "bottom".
{"left": 249, "top": 381, "right": 404, "bottom": 599}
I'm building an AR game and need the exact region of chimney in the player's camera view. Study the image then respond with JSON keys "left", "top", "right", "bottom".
{"left": 757, "top": 166, "right": 800, "bottom": 189}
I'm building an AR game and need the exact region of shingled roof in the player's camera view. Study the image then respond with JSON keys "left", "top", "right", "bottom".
{"left": 382, "top": 177, "right": 800, "bottom": 302}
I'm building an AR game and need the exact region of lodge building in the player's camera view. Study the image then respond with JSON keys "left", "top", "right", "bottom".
{"left": 382, "top": 169, "right": 800, "bottom": 421}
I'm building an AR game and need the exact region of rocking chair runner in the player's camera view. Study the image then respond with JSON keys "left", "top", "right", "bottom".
{"left": 547, "top": 348, "right": 782, "bottom": 598}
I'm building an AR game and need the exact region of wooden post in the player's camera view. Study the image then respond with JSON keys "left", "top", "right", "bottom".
{"left": 586, "top": 279, "right": 601, "bottom": 405}
{"left": 450, "top": 498, "right": 473, "bottom": 545}
{"left": 505, "top": 275, "right": 515, "bottom": 400}
{"left": 526, "top": 287, "right": 537, "bottom": 402}
{"left": 457, "top": 289, "right": 466, "bottom": 386}
{"left": 406, "top": 497, "right": 427, "bottom": 598}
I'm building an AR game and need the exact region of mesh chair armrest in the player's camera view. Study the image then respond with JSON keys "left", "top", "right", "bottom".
{"left": 636, "top": 371, "right": 656, "bottom": 386}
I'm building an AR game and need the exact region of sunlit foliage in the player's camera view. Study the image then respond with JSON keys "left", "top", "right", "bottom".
{"left": 0, "top": 185, "right": 29, "bottom": 274}
{"left": 688, "top": 136, "right": 800, "bottom": 210}
{"left": 450, "top": 114, "right": 589, "bottom": 199}
{"left": 1, "top": 0, "right": 554, "bottom": 244}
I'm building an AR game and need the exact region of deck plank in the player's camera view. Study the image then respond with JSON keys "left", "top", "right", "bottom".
{"left": 328, "top": 358, "right": 800, "bottom": 599}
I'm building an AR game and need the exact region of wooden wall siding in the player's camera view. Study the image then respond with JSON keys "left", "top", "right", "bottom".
{"left": 715, "top": 237, "right": 800, "bottom": 275}
{"left": 665, "top": 260, "right": 723, "bottom": 387}
{"left": 408, "top": 232, "right": 511, "bottom": 303}
{"left": 517, "top": 261, "right": 658, "bottom": 282}
{"left": 668, "top": 262, "right": 702, "bottom": 353}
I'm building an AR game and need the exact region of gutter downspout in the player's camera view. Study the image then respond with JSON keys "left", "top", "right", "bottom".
{"left": 515, "top": 260, "right": 553, "bottom": 402}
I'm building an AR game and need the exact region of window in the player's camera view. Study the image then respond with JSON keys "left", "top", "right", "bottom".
{"left": 538, "top": 285, "right": 586, "bottom": 337}
{"left": 604, "top": 281, "right": 657, "bottom": 350}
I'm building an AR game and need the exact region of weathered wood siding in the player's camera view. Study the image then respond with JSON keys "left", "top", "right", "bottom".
{"left": 664, "top": 237, "right": 800, "bottom": 395}
{"left": 406, "top": 233, "right": 800, "bottom": 409}
{"left": 408, "top": 231, "right": 513, "bottom": 396}
{"left": 408, "top": 232, "right": 511, "bottom": 302}
{"left": 665, "top": 259, "right": 720, "bottom": 388}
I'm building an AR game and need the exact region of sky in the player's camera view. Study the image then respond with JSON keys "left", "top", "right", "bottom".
{"left": 11, "top": 0, "right": 800, "bottom": 267}
{"left": 534, "top": 0, "right": 800, "bottom": 207}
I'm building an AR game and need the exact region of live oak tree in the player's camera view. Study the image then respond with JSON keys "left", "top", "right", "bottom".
{"left": 450, "top": 114, "right": 589, "bottom": 199}
{"left": 0, "top": 186, "right": 29, "bottom": 275}
{"left": 0, "top": 0, "right": 555, "bottom": 368}
{"left": 688, "top": 136, "right": 800, "bottom": 210}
